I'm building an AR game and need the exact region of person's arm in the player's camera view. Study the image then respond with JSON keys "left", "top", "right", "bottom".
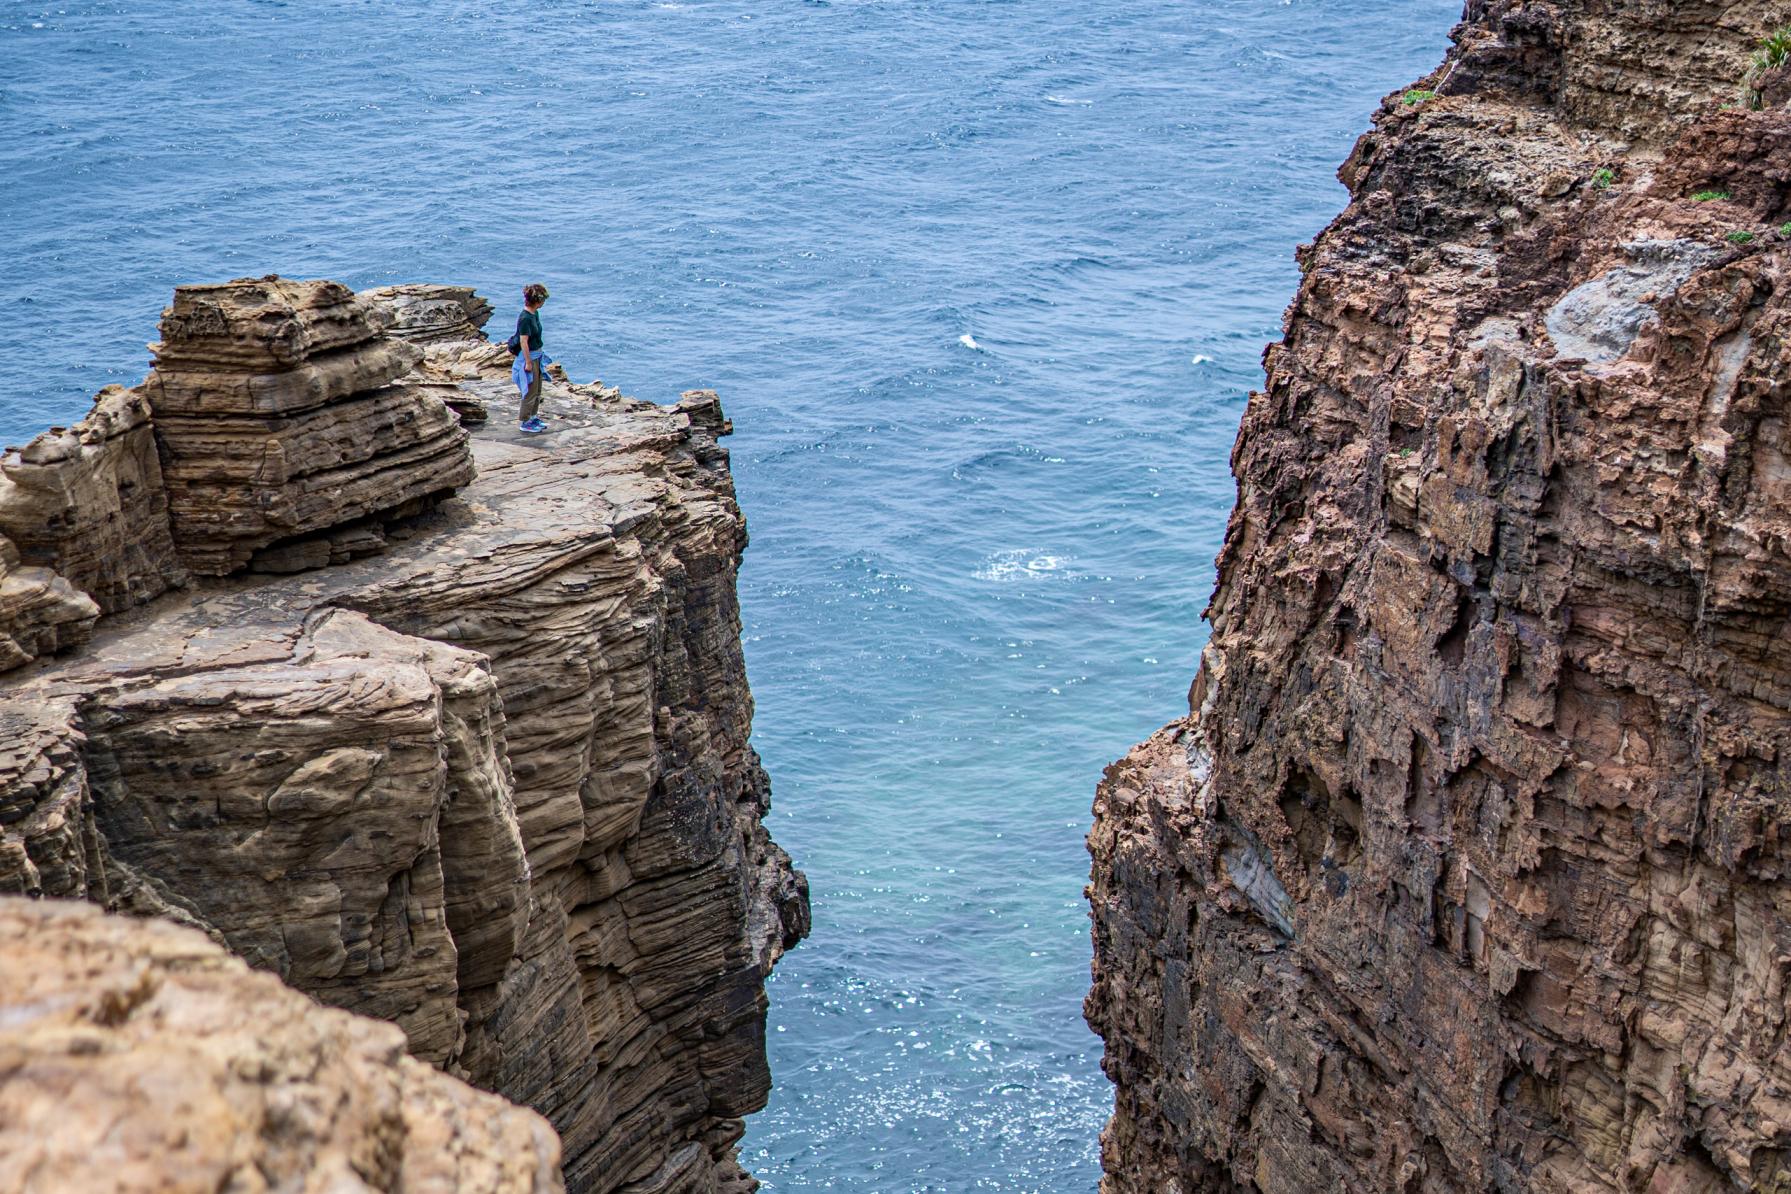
{"left": 519, "top": 321, "right": 533, "bottom": 373}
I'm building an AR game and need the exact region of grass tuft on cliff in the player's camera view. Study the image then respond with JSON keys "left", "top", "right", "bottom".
{"left": 1743, "top": 27, "right": 1791, "bottom": 108}
{"left": 1726, "top": 230, "right": 1757, "bottom": 245}
{"left": 1402, "top": 89, "right": 1434, "bottom": 107}
{"left": 1693, "top": 189, "right": 1733, "bottom": 202}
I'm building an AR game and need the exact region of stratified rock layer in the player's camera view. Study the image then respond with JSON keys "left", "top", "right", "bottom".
{"left": 0, "top": 538, "right": 97, "bottom": 673}
{"left": 144, "top": 276, "right": 474, "bottom": 575}
{"left": 0, "top": 283, "right": 808, "bottom": 1193}
{"left": 362, "top": 283, "right": 497, "bottom": 345}
{"left": 0, "top": 385, "right": 186, "bottom": 613}
{"left": 1088, "top": 4, "right": 1791, "bottom": 1191}
{"left": 0, "top": 898, "right": 563, "bottom": 1194}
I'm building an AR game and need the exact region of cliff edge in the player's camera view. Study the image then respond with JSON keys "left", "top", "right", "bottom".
{"left": 1088, "top": 3, "right": 1791, "bottom": 1190}
{"left": 0, "top": 279, "right": 809, "bottom": 1194}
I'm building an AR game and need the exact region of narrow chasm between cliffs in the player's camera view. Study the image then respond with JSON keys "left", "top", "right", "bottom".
{"left": 1088, "top": 3, "right": 1791, "bottom": 1191}
{"left": 0, "top": 277, "right": 810, "bottom": 1194}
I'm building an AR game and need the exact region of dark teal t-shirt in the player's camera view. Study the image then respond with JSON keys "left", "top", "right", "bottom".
{"left": 516, "top": 308, "right": 544, "bottom": 350}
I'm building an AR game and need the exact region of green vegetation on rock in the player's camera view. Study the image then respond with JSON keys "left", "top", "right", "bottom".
{"left": 1743, "top": 27, "right": 1791, "bottom": 108}
{"left": 1760, "top": 27, "right": 1791, "bottom": 64}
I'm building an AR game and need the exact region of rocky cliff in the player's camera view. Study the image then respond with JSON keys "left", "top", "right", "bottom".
{"left": 0, "top": 279, "right": 808, "bottom": 1193}
{"left": 0, "top": 899, "right": 563, "bottom": 1194}
{"left": 1088, "top": 3, "right": 1791, "bottom": 1191}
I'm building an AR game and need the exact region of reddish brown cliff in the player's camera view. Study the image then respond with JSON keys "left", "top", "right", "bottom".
{"left": 1088, "top": 3, "right": 1791, "bottom": 1190}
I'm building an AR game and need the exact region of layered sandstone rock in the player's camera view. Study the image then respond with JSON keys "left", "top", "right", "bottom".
{"left": 0, "top": 284, "right": 808, "bottom": 1192}
{"left": 0, "top": 538, "right": 97, "bottom": 673}
{"left": 1088, "top": 4, "right": 1791, "bottom": 1191}
{"left": 0, "top": 385, "right": 186, "bottom": 613}
{"left": 0, "top": 898, "right": 562, "bottom": 1194}
{"left": 144, "top": 276, "right": 474, "bottom": 575}
{"left": 0, "top": 382, "right": 185, "bottom": 669}
{"left": 362, "top": 283, "right": 497, "bottom": 345}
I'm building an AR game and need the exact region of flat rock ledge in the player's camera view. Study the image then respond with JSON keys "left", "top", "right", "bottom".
{"left": 0, "top": 280, "right": 809, "bottom": 1194}
{"left": 0, "top": 898, "right": 563, "bottom": 1194}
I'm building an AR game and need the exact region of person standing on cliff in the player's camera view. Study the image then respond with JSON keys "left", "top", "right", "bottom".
{"left": 512, "top": 282, "right": 551, "bottom": 433}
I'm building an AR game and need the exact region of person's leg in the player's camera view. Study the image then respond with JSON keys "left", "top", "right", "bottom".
{"left": 520, "top": 361, "right": 542, "bottom": 425}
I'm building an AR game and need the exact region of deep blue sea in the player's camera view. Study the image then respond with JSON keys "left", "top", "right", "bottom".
{"left": 2, "top": 2, "right": 1455, "bottom": 1188}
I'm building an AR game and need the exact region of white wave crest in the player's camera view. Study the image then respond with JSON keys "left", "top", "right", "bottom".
{"left": 974, "top": 550, "right": 1076, "bottom": 582}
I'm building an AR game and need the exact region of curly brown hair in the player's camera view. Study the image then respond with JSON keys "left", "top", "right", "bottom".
{"left": 523, "top": 282, "right": 549, "bottom": 306}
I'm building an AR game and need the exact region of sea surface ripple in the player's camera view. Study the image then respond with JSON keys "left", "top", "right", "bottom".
{"left": 0, "top": 2, "right": 1455, "bottom": 1188}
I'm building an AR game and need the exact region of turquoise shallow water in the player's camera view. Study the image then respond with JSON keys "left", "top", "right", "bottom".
{"left": 0, "top": 2, "right": 1455, "bottom": 1188}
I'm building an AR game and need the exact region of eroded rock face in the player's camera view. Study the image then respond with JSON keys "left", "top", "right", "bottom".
{"left": 143, "top": 276, "right": 475, "bottom": 575}
{"left": 0, "top": 898, "right": 563, "bottom": 1194}
{"left": 0, "top": 536, "right": 97, "bottom": 673}
{"left": 362, "top": 283, "right": 497, "bottom": 345}
{"left": 0, "top": 283, "right": 808, "bottom": 1193}
{"left": 1088, "top": 4, "right": 1791, "bottom": 1191}
{"left": 0, "top": 385, "right": 187, "bottom": 614}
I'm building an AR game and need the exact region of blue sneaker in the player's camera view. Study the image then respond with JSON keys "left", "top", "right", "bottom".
{"left": 519, "top": 418, "right": 546, "bottom": 434}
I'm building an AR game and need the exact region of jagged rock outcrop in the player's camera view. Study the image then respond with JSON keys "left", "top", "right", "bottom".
{"left": 0, "top": 384, "right": 186, "bottom": 613}
{"left": 362, "top": 283, "right": 497, "bottom": 345}
{"left": 0, "top": 281, "right": 808, "bottom": 1193}
{"left": 0, "top": 539, "right": 97, "bottom": 673}
{"left": 0, "top": 382, "right": 186, "bottom": 668}
{"left": 144, "top": 276, "right": 474, "bottom": 575}
{"left": 1088, "top": 4, "right": 1791, "bottom": 1192}
{"left": 0, "top": 898, "right": 562, "bottom": 1194}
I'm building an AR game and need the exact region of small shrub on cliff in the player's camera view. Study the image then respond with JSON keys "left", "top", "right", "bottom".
{"left": 1743, "top": 27, "right": 1791, "bottom": 108}
{"left": 1726, "top": 230, "right": 1757, "bottom": 245}
{"left": 1780, "top": 222, "right": 1791, "bottom": 237}
{"left": 1591, "top": 168, "right": 1615, "bottom": 190}
{"left": 1693, "top": 189, "right": 1733, "bottom": 202}
{"left": 1403, "top": 89, "right": 1435, "bottom": 107}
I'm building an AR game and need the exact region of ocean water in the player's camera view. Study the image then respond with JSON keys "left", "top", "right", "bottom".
{"left": 0, "top": 2, "right": 1456, "bottom": 1189}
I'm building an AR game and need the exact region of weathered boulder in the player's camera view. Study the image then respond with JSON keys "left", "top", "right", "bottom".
{"left": 142, "top": 276, "right": 475, "bottom": 575}
{"left": 363, "top": 283, "right": 497, "bottom": 345}
{"left": 1088, "top": 4, "right": 1791, "bottom": 1192}
{"left": 0, "top": 535, "right": 98, "bottom": 672}
{"left": 0, "top": 385, "right": 186, "bottom": 614}
{"left": 0, "top": 898, "right": 562, "bottom": 1194}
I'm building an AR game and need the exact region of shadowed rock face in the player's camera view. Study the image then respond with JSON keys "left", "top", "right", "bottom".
{"left": 1088, "top": 4, "right": 1791, "bottom": 1192}
{"left": 0, "top": 538, "right": 97, "bottom": 672}
{"left": 0, "top": 282, "right": 808, "bottom": 1193}
{"left": 0, "top": 899, "right": 564, "bottom": 1194}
